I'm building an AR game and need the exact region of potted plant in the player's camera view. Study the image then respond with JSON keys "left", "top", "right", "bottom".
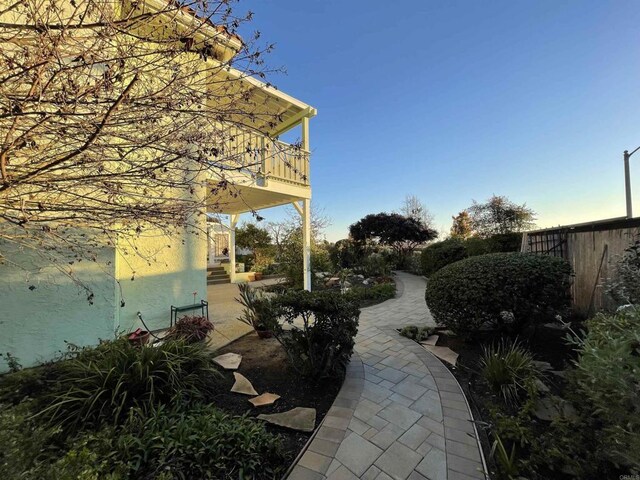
{"left": 127, "top": 327, "right": 150, "bottom": 346}
{"left": 166, "top": 315, "right": 214, "bottom": 343}
{"left": 236, "top": 283, "right": 276, "bottom": 338}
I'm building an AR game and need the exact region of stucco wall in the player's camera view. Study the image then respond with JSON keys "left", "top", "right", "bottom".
{"left": 115, "top": 225, "right": 208, "bottom": 333}
{"left": 0, "top": 242, "right": 117, "bottom": 371}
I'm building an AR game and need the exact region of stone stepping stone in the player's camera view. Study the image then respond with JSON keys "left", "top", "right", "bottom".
{"left": 231, "top": 372, "right": 258, "bottom": 396}
{"left": 213, "top": 353, "right": 242, "bottom": 370}
{"left": 420, "top": 334, "right": 439, "bottom": 346}
{"left": 257, "top": 407, "right": 316, "bottom": 432}
{"left": 249, "top": 392, "right": 280, "bottom": 407}
{"left": 422, "top": 345, "right": 459, "bottom": 366}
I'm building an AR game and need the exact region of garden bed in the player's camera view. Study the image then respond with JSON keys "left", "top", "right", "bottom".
{"left": 214, "top": 332, "right": 342, "bottom": 460}
{"left": 432, "top": 325, "right": 578, "bottom": 478}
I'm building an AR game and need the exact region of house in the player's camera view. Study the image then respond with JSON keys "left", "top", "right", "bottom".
{"left": 0, "top": 0, "right": 316, "bottom": 370}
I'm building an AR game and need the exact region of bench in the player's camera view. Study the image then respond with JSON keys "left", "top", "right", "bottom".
{"left": 170, "top": 300, "right": 209, "bottom": 327}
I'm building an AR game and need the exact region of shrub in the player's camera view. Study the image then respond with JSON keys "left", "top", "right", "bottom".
{"left": 359, "top": 253, "right": 391, "bottom": 277}
{"left": 167, "top": 315, "right": 214, "bottom": 343}
{"left": 569, "top": 308, "right": 640, "bottom": 472}
{"left": 425, "top": 253, "right": 571, "bottom": 337}
{"left": 38, "top": 338, "right": 221, "bottom": 433}
{"left": 480, "top": 339, "right": 540, "bottom": 406}
{"left": 236, "top": 283, "right": 278, "bottom": 332}
{"left": 344, "top": 283, "right": 396, "bottom": 306}
{"left": 0, "top": 403, "right": 61, "bottom": 478}
{"left": 607, "top": 235, "right": 640, "bottom": 306}
{"left": 421, "top": 238, "right": 468, "bottom": 276}
{"left": 82, "top": 404, "right": 285, "bottom": 479}
{"left": 19, "top": 404, "right": 286, "bottom": 480}
{"left": 399, "top": 325, "right": 419, "bottom": 340}
{"left": 269, "top": 290, "right": 360, "bottom": 379}
{"left": 416, "top": 326, "right": 435, "bottom": 341}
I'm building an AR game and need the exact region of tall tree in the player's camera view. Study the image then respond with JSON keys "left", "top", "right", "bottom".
{"left": 399, "top": 194, "right": 435, "bottom": 229}
{"left": 349, "top": 212, "right": 437, "bottom": 267}
{"left": 467, "top": 195, "right": 536, "bottom": 237}
{"left": 0, "top": 0, "right": 291, "bottom": 276}
{"left": 450, "top": 211, "right": 473, "bottom": 239}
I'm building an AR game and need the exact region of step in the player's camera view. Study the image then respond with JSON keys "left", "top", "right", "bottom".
{"left": 208, "top": 278, "right": 231, "bottom": 285}
{"left": 208, "top": 274, "right": 230, "bottom": 280}
{"left": 207, "top": 267, "right": 227, "bottom": 273}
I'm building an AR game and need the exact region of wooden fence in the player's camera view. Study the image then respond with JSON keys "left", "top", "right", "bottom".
{"left": 521, "top": 217, "right": 640, "bottom": 317}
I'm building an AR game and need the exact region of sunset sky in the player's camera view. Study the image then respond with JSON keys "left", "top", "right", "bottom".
{"left": 239, "top": 0, "right": 640, "bottom": 241}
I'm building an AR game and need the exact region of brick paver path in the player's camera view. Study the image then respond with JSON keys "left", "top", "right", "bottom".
{"left": 288, "top": 272, "right": 486, "bottom": 480}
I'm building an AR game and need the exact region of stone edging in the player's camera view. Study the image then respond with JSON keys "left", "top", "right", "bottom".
{"left": 386, "top": 327, "right": 489, "bottom": 480}
{"left": 285, "top": 352, "right": 365, "bottom": 480}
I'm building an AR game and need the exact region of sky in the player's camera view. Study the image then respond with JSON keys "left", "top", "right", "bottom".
{"left": 237, "top": 0, "right": 640, "bottom": 242}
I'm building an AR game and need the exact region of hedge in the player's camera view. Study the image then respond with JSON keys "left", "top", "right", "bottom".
{"left": 425, "top": 252, "right": 571, "bottom": 336}
{"left": 421, "top": 232, "right": 523, "bottom": 277}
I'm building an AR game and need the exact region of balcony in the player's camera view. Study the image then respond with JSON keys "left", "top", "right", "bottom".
{"left": 214, "top": 129, "right": 309, "bottom": 188}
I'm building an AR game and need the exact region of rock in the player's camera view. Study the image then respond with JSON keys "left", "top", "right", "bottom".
{"left": 343, "top": 281, "right": 352, "bottom": 288}
{"left": 533, "top": 396, "right": 576, "bottom": 421}
{"left": 543, "top": 322, "right": 570, "bottom": 331}
{"left": 420, "top": 335, "right": 439, "bottom": 346}
{"left": 231, "top": 372, "right": 258, "bottom": 396}
{"left": 249, "top": 392, "right": 280, "bottom": 407}
{"left": 534, "top": 379, "right": 550, "bottom": 393}
{"left": 532, "top": 360, "right": 553, "bottom": 372}
{"left": 356, "top": 274, "right": 364, "bottom": 279}
{"left": 422, "top": 345, "right": 459, "bottom": 366}
{"left": 362, "top": 279, "right": 370, "bottom": 285}
{"left": 213, "top": 353, "right": 242, "bottom": 370}
{"left": 325, "top": 277, "right": 340, "bottom": 287}
{"left": 257, "top": 407, "right": 316, "bottom": 432}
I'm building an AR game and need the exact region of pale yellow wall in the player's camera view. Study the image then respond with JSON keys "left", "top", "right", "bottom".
{"left": 0, "top": 241, "right": 117, "bottom": 371}
{"left": 115, "top": 224, "right": 208, "bottom": 332}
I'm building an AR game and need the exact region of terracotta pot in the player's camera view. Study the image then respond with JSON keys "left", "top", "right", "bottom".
{"left": 127, "top": 329, "right": 150, "bottom": 346}
{"left": 256, "top": 328, "right": 272, "bottom": 339}
{"left": 254, "top": 272, "right": 263, "bottom": 281}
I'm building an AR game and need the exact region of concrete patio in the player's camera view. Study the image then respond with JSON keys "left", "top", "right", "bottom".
{"left": 206, "top": 277, "right": 285, "bottom": 350}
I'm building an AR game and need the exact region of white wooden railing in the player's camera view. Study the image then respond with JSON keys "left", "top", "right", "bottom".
{"left": 219, "top": 128, "right": 310, "bottom": 186}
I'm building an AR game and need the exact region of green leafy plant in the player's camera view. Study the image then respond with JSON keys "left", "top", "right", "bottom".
{"left": 399, "top": 325, "right": 419, "bottom": 340}
{"left": 167, "top": 315, "right": 214, "bottom": 343}
{"left": 421, "top": 238, "right": 468, "bottom": 276}
{"left": 607, "top": 235, "right": 640, "bottom": 306}
{"left": 416, "top": 326, "right": 435, "bottom": 341}
{"left": 480, "top": 339, "right": 540, "bottom": 406}
{"left": 490, "top": 432, "right": 520, "bottom": 480}
{"left": 344, "top": 283, "right": 396, "bottom": 306}
{"left": 425, "top": 253, "right": 571, "bottom": 337}
{"left": 568, "top": 308, "right": 640, "bottom": 472}
{"left": 236, "top": 282, "right": 278, "bottom": 333}
{"left": 113, "top": 404, "right": 286, "bottom": 479}
{"left": 37, "top": 338, "right": 221, "bottom": 434}
{"left": 269, "top": 290, "right": 360, "bottom": 379}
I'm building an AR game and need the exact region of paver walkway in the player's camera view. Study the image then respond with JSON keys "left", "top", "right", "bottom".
{"left": 288, "top": 272, "right": 486, "bottom": 480}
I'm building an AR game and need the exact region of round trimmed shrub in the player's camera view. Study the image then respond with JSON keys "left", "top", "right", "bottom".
{"left": 425, "top": 252, "right": 572, "bottom": 337}
{"left": 421, "top": 239, "right": 468, "bottom": 276}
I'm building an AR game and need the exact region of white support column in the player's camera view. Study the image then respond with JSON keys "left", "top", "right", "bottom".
{"left": 301, "top": 116, "right": 311, "bottom": 291}
{"left": 229, "top": 213, "right": 239, "bottom": 283}
{"left": 302, "top": 116, "right": 310, "bottom": 151}
{"left": 302, "top": 199, "right": 312, "bottom": 291}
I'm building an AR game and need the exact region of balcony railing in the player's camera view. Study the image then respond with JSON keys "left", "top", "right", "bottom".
{"left": 219, "top": 129, "right": 310, "bottom": 187}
